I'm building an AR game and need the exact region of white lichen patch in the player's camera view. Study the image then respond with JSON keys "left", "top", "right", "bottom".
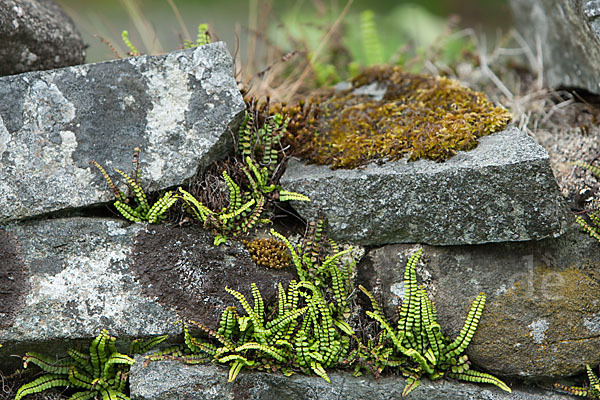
{"left": 142, "top": 52, "right": 192, "bottom": 183}
{"left": 0, "top": 115, "right": 9, "bottom": 158}
{"left": 528, "top": 319, "right": 549, "bottom": 344}
{"left": 584, "top": 313, "right": 600, "bottom": 334}
{"left": 390, "top": 282, "right": 404, "bottom": 306}
{"left": 8, "top": 242, "right": 177, "bottom": 341}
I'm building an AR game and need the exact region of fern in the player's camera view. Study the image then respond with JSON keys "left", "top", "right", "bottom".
{"left": 573, "top": 160, "right": 600, "bottom": 243}
{"left": 555, "top": 364, "right": 600, "bottom": 398}
{"left": 16, "top": 330, "right": 166, "bottom": 400}
{"left": 360, "top": 10, "right": 384, "bottom": 65}
{"left": 121, "top": 30, "right": 140, "bottom": 56}
{"left": 359, "top": 249, "right": 510, "bottom": 395}
{"left": 152, "top": 218, "right": 358, "bottom": 383}
{"left": 90, "top": 149, "right": 176, "bottom": 224}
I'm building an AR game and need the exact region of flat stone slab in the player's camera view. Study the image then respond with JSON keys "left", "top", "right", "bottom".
{"left": 0, "top": 217, "right": 294, "bottom": 372}
{"left": 0, "top": 41, "right": 245, "bottom": 222}
{"left": 360, "top": 223, "right": 600, "bottom": 378}
{"left": 281, "top": 126, "right": 570, "bottom": 246}
{"left": 510, "top": 0, "right": 600, "bottom": 94}
{"left": 130, "top": 359, "right": 573, "bottom": 400}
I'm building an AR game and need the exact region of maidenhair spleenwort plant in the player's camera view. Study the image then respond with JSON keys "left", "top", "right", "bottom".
{"left": 555, "top": 364, "right": 600, "bottom": 398}
{"left": 15, "top": 330, "right": 167, "bottom": 400}
{"left": 147, "top": 218, "right": 356, "bottom": 383}
{"left": 358, "top": 249, "right": 511, "bottom": 396}
{"left": 572, "top": 161, "right": 600, "bottom": 242}
{"left": 90, "top": 148, "right": 177, "bottom": 224}
{"left": 175, "top": 111, "right": 308, "bottom": 245}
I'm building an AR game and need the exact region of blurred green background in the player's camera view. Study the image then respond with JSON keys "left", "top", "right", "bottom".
{"left": 55, "top": 0, "right": 511, "bottom": 64}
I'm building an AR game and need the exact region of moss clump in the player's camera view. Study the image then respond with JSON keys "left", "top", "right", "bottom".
{"left": 290, "top": 65, "right": 511, "bottom": 169}
{"left": 243, "top": 237, "right": 292, "bottom": 269}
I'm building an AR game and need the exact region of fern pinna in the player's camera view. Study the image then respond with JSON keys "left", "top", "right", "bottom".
{"left": 15, "top": 330, "right": 167, "bottom": 400}
{"left": 90, "top": 148, "right": 176, "bottom": 224}
{"left": 149, "top": 218, "right": 357, "bottom": 383}
{"left": 555, "top": 364, "right": 600, "bottom": 398}
{"left": 359, "top": 249, "right": 510, "bottom": 396}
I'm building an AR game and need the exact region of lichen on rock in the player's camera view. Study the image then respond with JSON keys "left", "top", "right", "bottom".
{"left": 291, "top": 65, "right": 511, "bottom": 169}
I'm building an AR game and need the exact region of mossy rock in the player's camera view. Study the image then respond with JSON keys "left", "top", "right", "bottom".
{"left": 291, "top": 65, "right": 511, "bottom": 169}
{"left": 360, "top": 223, "right": 600, "bottom": 378}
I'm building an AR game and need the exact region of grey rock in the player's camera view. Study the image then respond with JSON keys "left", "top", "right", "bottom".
{"left": 359, "top": 223, "right": 600, "bottom": 378}
{"left": 0, "top": 0, "right": 85, "bottom": 76}
{"left": 0, "top": 42, "right": 245, "bottom": 222}
{"left": 281, "top": 126, "right": 569, "bottom": 246}
{"left": 0, "top": 217, "right": 180, "bottom": 371}
{"left": 0, "top": 217, "right": 295, "bottom": 372}
{"left": 129, "top": 358, "right": 572, "bottom": 400}
{"left": 509, "top": 0, "right": 600, "bottom": 94}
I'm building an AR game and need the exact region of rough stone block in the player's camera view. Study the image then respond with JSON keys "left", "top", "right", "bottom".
{"left": 509, "top": 0, "right": 600, "bottom": 94}
{"left": 281, "top": 126, "right": 570, "bottom": 246}
{"left": 359, "top": 223, "right": 600, "bottom": 378}
{"left": 0, "top": 42, "right": 245, "bottom": 222}
{"left": 0, "top": 0, "right": 85, "bottom": 76}
{"left": 129, "top": 358, "right": 572, "bottom": 400}
{"left": 0, "top": 218, "right": 292, "bottom": 372}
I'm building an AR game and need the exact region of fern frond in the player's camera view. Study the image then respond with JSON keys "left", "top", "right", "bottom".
{"left": 121, "top": 30, "right": 140, "bottom": 56}
{"left": 449, "top": 369, "right": 511, "bottom": 393}
{"left": 89, "top": 160, "right": 126, "bottom": 201}
{"left": 128, "top": 335, "right": 169, "bottom": 355}
{"left": 113, "top": 201, "right": 144, "bottom": 223}
{"left": 445, "top": 293, "right": 486, "bottom": 359}
{"left": 235, "top": 342, "right": 287, "bottom": 362}
{"left": 360, "top": 10, "right": 384, "bottom": 65}
{"left": 278, "top": 190, "right": 311, "bottom": 202}
{"left": 145, "top": 192, "right": 177, "bottom": 224}
{"left": 402, "top": 377, "right": 421, "bottom": 398}
{"left": 15, "top": 374, "right": 70, "bottom": 400}
{"left": 22, "top": 353, "right": 72, "bottom": 374}
{"left": 310, "top": 361, "right": 331, "bottom": 383}
{"left": 113, "top": 168, "right": 149, "bottom": 214}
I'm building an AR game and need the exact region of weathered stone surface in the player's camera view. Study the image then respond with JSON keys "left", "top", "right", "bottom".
{"left": 0, "top": 42, "right": 245, "bottom": 222}
{"left": 359, "top": 223, "right": 600, "bottom": 378}
{"left": 509, "top": 0, "right": 600, "bottom": 94}
{"left": 0, "top": 217, "right": 295, "bottom": 372}
{"left": 132, "top": 224, "right": 296, "bottom": 329}
{"left": 0, "top": 217, "right": 179, "bottom": 371}
{"left": 130, "top": 358, "right": 572, "bottom": 400}
{"left": 0, "top": 0, "right": 85, "bottom": 76}
{"left": 281, "top": 126, "right": 569, "bottom": 246}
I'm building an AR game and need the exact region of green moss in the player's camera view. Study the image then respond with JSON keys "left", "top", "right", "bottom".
{"left": 472, "top": 265, "right": 600, "bottom": 377}
{"left": 292, "top": 65, "right": 511, "bottom": 169}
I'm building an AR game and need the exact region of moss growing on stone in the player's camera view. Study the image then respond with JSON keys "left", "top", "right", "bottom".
{"left": 243, "top": 237, "right": 292, "bottom": 269}
{"left": 290, "top": 65, "right": 511, "bottom": 169}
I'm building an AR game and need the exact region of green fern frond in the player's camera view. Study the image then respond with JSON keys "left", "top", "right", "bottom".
{"left": 402, "top": 377, "right": 421, "bottom": 397}
{"left": 22, "top": 353, "right": 72, "bottom": 374}
{"left": 128, "top": 335, "right": 169, "bottom": 355}
{"left": 89, "top": 160, "right": 126, "bottom": 202}
{"left": 15, "top": 374, "right": 70, "bottom": 400}
{"left": 360, "top": 10, "right": 384, "bottom": 65}
{"left": 450, "top": 369, "right": 511, "bottom": 393}
{"left": 278, "top": 190, "right": 311, "bottom": 202}
{"left": 121, "top": 30, "right": 140, "bottom": 56}
{"left": 310, "top": 361, "right": 331, "bottom": 383}
{"left": 444, "top": 293, "right": 485, "bottom": 359}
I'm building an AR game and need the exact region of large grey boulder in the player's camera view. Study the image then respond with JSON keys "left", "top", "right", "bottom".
{"left": 359, "top": 223, "right": 600, "bottom": 378}
{"left": 0, "top": 218, "right": 292, "bottom": 372}
{"left": 130, "top": 358, "right": 572, "bottom": 400}
{"left": 509, "top": 0, "right": 600, "bottom": 94}
{"left": 0, "top": 42, "right": 245, "bottom": 222}
{"left": 281, "top": 127, "right": 570, "bottom": 246}
{"left": 0, "top": 0, "right": 86, "bottom": 76}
